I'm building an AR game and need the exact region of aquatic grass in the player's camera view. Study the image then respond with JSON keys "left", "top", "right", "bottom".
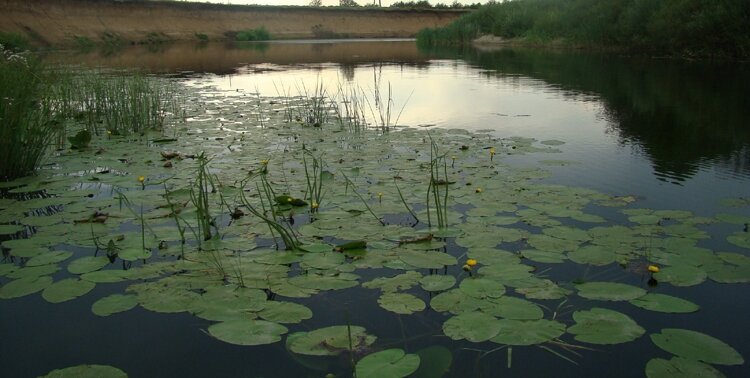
{"left": 239, "top": 172, "right": 300, "bottom": 250}
{"left": 302, "top": 151, "right": 325, "bottom": 214}
{"left": 297, "top": 80, "right": 332, "bottom": 127}
{"left": 0, "top": 47, "right": 58, "bottom": 180}
{"left": 189, "top": 153, "right": 218, "bottom": 243}
{"left": 426, "top": 134, "right": 450, "bottom": 229}
{"left": 341, "top": 171, "right": 385, "bottom": 226}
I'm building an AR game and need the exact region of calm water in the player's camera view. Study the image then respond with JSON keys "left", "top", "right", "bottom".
{"left": 3, "top": 40, "right": 748, "bottom": 377}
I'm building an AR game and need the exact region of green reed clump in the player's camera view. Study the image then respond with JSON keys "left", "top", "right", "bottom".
{"left": 303, "top": 150, "right": 325, "bottom": 214}
{"left": 426, "top": 134, "right": 450, "bottom": 229}
{"left": 240, "top": 171, "right": 300, "bottom": 250}
{"left": 236, "top": 27, "right": 271, "bottom": 42}
{"left": 189, "top": 153, "right": 219, "bottom": 243}
{"left": 0, "top": 47, "right": 58, "bottom": 180}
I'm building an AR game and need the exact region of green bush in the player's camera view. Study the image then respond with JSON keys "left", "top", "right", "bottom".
{"left": 0, "top": 32, "right": 29, "bottom": 52}
{"left": 236, "top": 27, "right": 271, "bottom": 42}
{"left": 417, "top": 0, "right": 750, "bottom": 58}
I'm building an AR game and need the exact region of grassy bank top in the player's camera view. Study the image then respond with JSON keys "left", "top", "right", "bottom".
{"left": 34, "top": 0, "right": 470, "bottom": 14}
{"left": 417, "top": 0, "right": 750, "bottom": 59}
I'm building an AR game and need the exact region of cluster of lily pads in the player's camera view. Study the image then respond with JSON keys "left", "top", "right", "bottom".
{"left": 1, "top": 77, "right": 748, "bottom": 377}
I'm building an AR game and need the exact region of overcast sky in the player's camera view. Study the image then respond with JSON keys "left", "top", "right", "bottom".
{"left": 201, "top": 1, "right": 488, "bottom": 6}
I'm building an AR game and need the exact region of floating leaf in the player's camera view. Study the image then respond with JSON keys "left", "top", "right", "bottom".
{"left": 399, "top": 250, "right": 456, "bottom": 269}
{"left": 650, "top": 328, "right": 744, "bottom": 365}
{"left": 41, "top": 364, "right": 127, "bottom": 378}
{"left": 490, "top": 319, "right": 566, "bottom": 345}
{"left": 653, "top": 265, "right": 707, "bottom": 287}
{"left": 412, "top": 346, "right": 452, "bottom": 378}
{"left": 258, "top": 301, "right": 312, "bottom": 324}
{"left": 356, "top": 349, "right": 420, "bottom": 378}
{"left": 629, "top": 293, "right": 699, "bottom": 313}
{"left": 378, "top": 292, "right": 426, "bottom": 314}
{"left": 91, "top": 294, "right": 138, "bottom": 316}
{"left": 515, "top": 280, "right": 572, "bottom": 300}
{"left": 645, "top": 357, "right": 726, "bottom": 378}
{"left": 207, "top": 320, "right": 288, "bottom": 346}
{"left": 480, "top": 296, "right": 544, "bottom": 320}
{"left": 568, "top": 307, "right": 645, "bottom": 344}
{"left": 520, "top": 249, "right": 566, "bottom": 263}
{"left": 363, "top": 271, "right": 421, "bottom": 292}
{"left": 0, "top": 224, "right": 24, "bottom": 235}
{"left": 287, "top": 326, "right": 376, "bottom": 356}
{"left": 0, "top": 276, "right": 53, "bottom": 299}
{"left": 442, "top": 311, "right": 501, "bottom": 342}
{"left": 67, "top": 256, "right": 110, "bottom": 274}
{"left": 459, "top": 278, "right": 506, "bottom": 299}
{"left": 419, "top": 275, "right": 456, "bottom": 292}
{"left": 727, "top": 232, "right": 750, "bottom": 249}
{"left": 42, "top": 278, "right": 95, "bottom": 304}
{"left": 576, "top": 282, "right": 646, "bottom": 301}
{"left": 25, "top": 251, "right": 74, "bottom": 267}
{"left": 567, "top": 246, "right": 617, "bottom": 266}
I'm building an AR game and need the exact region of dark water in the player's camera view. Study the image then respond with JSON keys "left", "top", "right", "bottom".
{"left": 3, "top": 40, "right": 748, "bottom": 377}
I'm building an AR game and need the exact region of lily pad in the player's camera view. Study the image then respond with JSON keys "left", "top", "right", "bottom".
{"left": 363, "top": 271, "right": 421, "bottom": 292}
{"left": 399, "top": 250, "right": 456, "bottom": 269}
{"left": 258, "top": 301, "right": 313, "bottom": 324}
{"left": 207, "top": 319, "right": 288, "bottom": 346}
{"left": 459, "top": 278, "right": 506, "bottom": 299}
{"left": 568, "top": 246, "right": 617, "bottom": 266}
{"left": 25, "top": 250, "right": 74, "bottom": 267}
{"left": 490, "top": 319, "right": 566, "bottom": 345}
{"left": 442, "top": 311, "right": 501, "bottom": 342}
{"left": 0, "top": 276, "right": 53, "bottom": 299}
{"left": 41, "top": 364, "right": 127, "bottom": 378}
{"left": 67, "top": 256, "right": 110, "bottom": 274}
{"left": 91, "top": 294, "right": 139, "bottom": 316}
{"left": 568, "top": 307, "right": 645, "bottom": 345}
{"left": 42, "top": 278, "right": 96, "bottom": 304}
{"left": 645, "top": 357, "right": 726, "bottom": 378}
{"left": 629, "top": 293, "right": 699, "bottom": 313}
{"left": 378, "top": 292, "right": 426, "bottom": 314}
{"left": 576, "top": 282, "right": 646, "bottom": 301}
{"left": 650, "top": 328, "right": 744, "bottom": 365}
{"left": 480, "top": 296, "right": 544, "bottom": 320}
{"left": 419, "top": 275, "right": 456, "bottom": 292}
{"left": 356, "top": 349, "right": 420, "bottom": 378}
{"left": 287, "top": 325, "right": 377, "bottom": 356}
{"left": 653, "top": 265, "right": 707, "bottom": 287}
{"left": 412, "top": 346, "right": 452, "bottom": 378}
{"left": 727, "top": 232, "right": 750, "bottom": 249}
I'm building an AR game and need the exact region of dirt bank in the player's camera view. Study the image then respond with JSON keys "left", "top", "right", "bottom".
{"left": 0, "top": 0, "right": 466, "bottom": 46}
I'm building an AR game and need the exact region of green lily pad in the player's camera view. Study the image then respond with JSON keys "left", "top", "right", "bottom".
{"left": 515, "top": 280, "right": 572, "bottom": 300}
{"left": 576, "top": 282, "right": 646, "bottom": 301}
{"left": 356, "top": 349, "right": 420, "bottom": 378}
{"left": 653, "top": 265, "right": 707, "bottom": 287}
{"left": 727, "top": 232, "right": 750, "bottom": 249}
{"left": 363, "top": 271, "right": 421, "bottom": 292}
{"left": 91, "top": 294, "right": 139, "bottom": 316}
{"left": 258, "top": 301, "right": 313, "bottom": 324}
{"left": 42, "top": 278, "right": 96, "bottom": 304}
{"left": 378, "top": 292, "right": 426, "bottom": 314}
{"left": 567, "top": 246, "right": 617, "bottom": 266}
{"left": 442, "top": 311, "right": 501, "bottom": 342}
{"left": 41, "top": 364, "right": 127, "bottom": 378}
{"left": 419, "top": 275, "right": 456, "bottom": 292}
{"left": 118, "top": 248, "right": 152, "bottom": 262}
{"left": 207, "top": 319, "right": 288, "bottom": 346}
{"left": 0, "top": 276, "right": 53, "bottom": 299}
{"left": 459, "top": 278, "right": 506, "bottom": 299}
{"left": 520, "top": 249, "right": 566, "bottom": 264}
{"left": 412, "top": 346, "right": 452, "bottom": 378}
{"left": 490, "top": 319, "right": 566, "bottom": 345}
{"left": 645, "top": 357, "right": 726, "bottom": 378}
{"left": 650, "top": 328, "right": 744, "bottom": 365}
{"left": 81, "top": 269, "right": 129, "bottom": 283}
{"left": 287, "top": 325, "right": 377, "bottom": 356}
{"left": 25, "top": 250, "right": 74, "bottom": 267}
{"left": 629, "top": 293, "right": 699, "bottom": 313}
{"left": 288, "top": 273, "right": 359, "bottom": 291}
{"left": 399, "top": 250, "right": 456, "bottom": 269}
{"left": 568, "top": 307, "right": 645, "bottom": 345}
{"left": 0, "top": 224, "right": 24, "bottom": 235}
{"left": 480, "top": 296, "right": 544, "bottom": 320}
{"left": 68, "top": 256, "right": 110, "bottom": 274}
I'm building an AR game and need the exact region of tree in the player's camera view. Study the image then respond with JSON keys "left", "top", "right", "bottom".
{"left": 309, "top": 0, "right": 322, "bottom": 6}
{"left": 339, "top": 0, "right": 360, "bottom": 7}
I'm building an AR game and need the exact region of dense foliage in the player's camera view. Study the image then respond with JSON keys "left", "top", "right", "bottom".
{"left": 236, "top": 27, "right": 271, "bottom": 42}
{"left": 417, "top": 0, "right": 750, "bottom": 58}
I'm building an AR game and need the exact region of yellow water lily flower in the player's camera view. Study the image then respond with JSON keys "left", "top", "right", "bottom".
{"left": 466, "top": 259, "right": 478, "bottom": 267}
{"left": 462, "top": 264, "right": 472, "bottom": 271}
{"left": 260, "top": 159, "right": 269, "bottom": 165}
{"left": 489, "top": 147, "right": 496, "bottom": 155}
{"left": 137, "top": 175, "right": 145, "bottom": 183}
{"left": 475, "top": 188, "right": 483, "bottom": 193}
{"left": 312, "top": 201, "right": 319, "bottom": 209}
{"left": 648, "top": 265, "right": 660, "bottom": 273}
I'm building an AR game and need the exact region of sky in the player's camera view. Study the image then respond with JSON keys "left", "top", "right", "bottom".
{"left": 200, "top": 1, "right": 487, "bottom": 6}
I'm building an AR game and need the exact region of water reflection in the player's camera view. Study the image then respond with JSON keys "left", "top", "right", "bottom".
{"left": 433, "top": 46, "right": 750, "bottom": 182}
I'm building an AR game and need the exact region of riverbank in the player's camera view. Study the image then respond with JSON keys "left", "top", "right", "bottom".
{"left": 0, "top": 0, "right": 465, "bottom": 47}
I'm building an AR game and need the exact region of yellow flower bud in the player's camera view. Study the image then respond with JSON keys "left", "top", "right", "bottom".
{"left": 475, "top": 188, "right": 483, "bottom": 193}
{"left": 466, "top": 259, "right": 477, "bottom": 267}
{"left": 138, "top": 176, "right": 145, "bottom": 183}
{"left": 462, "top": 264, "right": 472, "bottom": 271}
{"left": 648, "top": 265, "right": 660, "bottom": 273}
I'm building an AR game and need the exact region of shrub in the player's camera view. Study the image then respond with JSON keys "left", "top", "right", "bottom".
{"left": 236, "top": 27, "right": 271, "bottom": 42}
